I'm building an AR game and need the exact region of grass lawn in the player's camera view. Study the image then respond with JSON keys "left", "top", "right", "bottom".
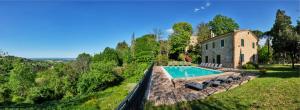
{"left": 145, "top": 64, "right": 300, "bottom": 110}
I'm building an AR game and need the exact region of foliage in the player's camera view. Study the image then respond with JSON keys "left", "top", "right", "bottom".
{"left": 209, "top": 14, "right": 239, "bottom": 36}
{"left": 269, "top": 9, "right": 300, "bottom": 68}
{"left": 242, "top": 62, "right": 258, "bottom": 69}
{"left": 169, "top": 22, "right": 193, "bottom": 60}
{"left": 9, "top": 63, "right": 36, "bottom": 103}
{"left": 77, "top": 61, "right": 120, "bottom": 94}
{"left": 116, "top": 41, "right": 130, "bottom": 65}
{"left": 121, "top": 63, "right": 148, "bottom": 82}
{"left": 178, "top": 53, "right": 185, "bottom": 61}
{"left": 156, "top": 54, "right": 168, "bottom": 66}
{"left": 251, "top": 30, "right": 264, "bottom": 38}
{"left": 258, "top": 45, "right": 273, "bottom": 64}
{"left": 134, "top": 34, "right": 159, "bottom": 62}
{"left": 74, "top": 53, "right": 92, "bottom": 73}
{"left": 196, "top": 22, "right": 211, "bottom": 43}
{"left": 93, "top": 47, "right": 121, "bottom": 65}
{"left": 187, "top": 44, "right": 202, "bottom": 63}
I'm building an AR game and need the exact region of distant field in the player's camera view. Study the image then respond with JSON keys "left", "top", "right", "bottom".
{"left": 145, "top": 64, "right": 300, "bottom": 110}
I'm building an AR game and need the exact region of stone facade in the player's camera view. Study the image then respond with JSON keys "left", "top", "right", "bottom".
{"left": 201, "top": 30, "right": 258, "bottom": 68}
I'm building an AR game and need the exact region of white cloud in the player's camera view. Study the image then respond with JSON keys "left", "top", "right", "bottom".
{"left": 206, "top": 2, "right": 210, "bottom": 7}
{"left": 193, "top": 1, "right": 211, "bottom": 13}
{"left": 258, "top": 37, "right": 267, "bottom": 46}
{"left": 194, "top": 8, "right": 200, "bottom": 12}
{"left": 201, "top": 6, "right": 205, "bottom": 10}
{"left": 166, "top": 28, "right": 174, "bottom": 34}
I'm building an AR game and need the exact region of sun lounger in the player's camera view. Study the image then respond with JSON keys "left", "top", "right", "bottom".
{"left": 216, "top": 64, "right": 222, "bottom": 69}
{"left": 185, "top": 82, "right": 209, "bottom": 91}
{"left": 229, "top": 76, "right": 241, "bottom": 80}
{"left": 211, "top": 80, "right": 221, "bottom": 87}
{"left": 207, "top": 63, "right": 212, "bottom": 68}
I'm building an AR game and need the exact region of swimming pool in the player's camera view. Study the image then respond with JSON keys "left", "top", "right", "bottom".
{"left": 163, "top": 66, "right": 223, "bottom": 79}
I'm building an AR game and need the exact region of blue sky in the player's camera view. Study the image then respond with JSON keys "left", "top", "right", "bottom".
{"left": 0, "top": 0, "right": 299, "bottom": 58}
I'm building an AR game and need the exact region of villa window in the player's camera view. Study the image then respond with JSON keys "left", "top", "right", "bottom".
{"left": 241, "top": 39, "right": 244, "bottom": 47}
{"left": 212, "top": 42, "right": 215, "bottom": 48}
{"left": 205, "top": 44, "right": 208, "bottom": 50}
{"left": 252, "top": 42, "right": 255, "bottom": 48}
{"left": 240, "top": 54, "right": 244, "bottom": 62}
{"left": 213, "top": 58, "right": 215, "bottom": 63}
{"left": 205, "top": 56, "right": 208, "bottom": 63}
{"left": 221, "top": 40, "right": 224, "bottom": 47}
{"left": 252, "top": 55, "right": 256, "bottom": 62}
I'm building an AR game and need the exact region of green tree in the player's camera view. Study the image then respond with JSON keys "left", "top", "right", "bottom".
{"left": 252, "top": 30, "right": 264, "bottom": 38}
{"left": 258, "top": 45, "right": 273, "bottom": 64}
{"left": 77, "top": 61, "right": 119, "bottom": 94}
{"left": 169, "top": 22, "right": 193, "bottom": 60}
{"left": 75, "top": 53, "right": 91, "bottom": 74}
{"left": 116, "top": 41, "right": 130, "bottom": 65}
{"left": 93, "top": 47, "right": 120, "bottom": 65}
{"left": 296, "top": 20, "right": 300, "bottom": 33}
{"left": 270, "top": 9, "right": 300, "bottom": 68}
{"left": 63, "top": 63, "right": 79, "bottom": 97}
{"left": 196, "top": 23, "right": 211, "bottom": 43}
{"left": 209, "top": 14, "right": 239, "bottom": 35}
{"left": 134, "top": 34, "right": 159, "bottom": 62}
{"left": 9, "top": 63, "right": 36, "bottom": 102}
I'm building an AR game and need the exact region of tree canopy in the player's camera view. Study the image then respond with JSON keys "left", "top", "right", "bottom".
{"left": 134, "top": 34, "right": 159, "bottom": 62}
{"left": 269, "top": 9, "right": 300, "bottom": 68}
{"left": 196, "top": 23, "right": 211, "bottom": 43}
{"left": 209, "top": 14, "right": 239, "bottom": 36}
{"left": 169, "top": 22, "right": 193, "bottom": 60}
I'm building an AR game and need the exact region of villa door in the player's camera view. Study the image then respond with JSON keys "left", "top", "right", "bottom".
{"left": 217, "top": 55, "right": 221, "bottom": 64}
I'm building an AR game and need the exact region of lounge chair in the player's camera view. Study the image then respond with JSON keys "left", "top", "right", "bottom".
{"left": 216, "top": 64, "right": 223, "bottom": 69}
{"left": 207, "top": 63, "right": 211, "bottom": 68}
{"left": 208, "top": 63, "right": 213, "bottom": 68}
{"left": 217, "top": 77, "right": 233, "bottom": 83}
{"left": 185, "top": 82, "right": 210, "bottom": 91}
{"left": 228, "top": 75, "right": 241, "bottom": 80}
{"left": 210, "top": 64, "right": 216, "bottom": 68}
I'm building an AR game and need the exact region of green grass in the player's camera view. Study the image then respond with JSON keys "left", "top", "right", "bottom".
{"left": 145, "top": 64, "right": 300, "bottom": 110}
{"left": 56, "top": 81, "right": 136, "bottom": 110}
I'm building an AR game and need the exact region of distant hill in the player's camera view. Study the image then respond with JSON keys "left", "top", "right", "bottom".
{"left": 29, "top": 58, "right": 75, "bottom": 62}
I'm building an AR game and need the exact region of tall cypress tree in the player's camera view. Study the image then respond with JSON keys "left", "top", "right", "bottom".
{"left": 270, "top": 9, "right": 300, "bottom": 68}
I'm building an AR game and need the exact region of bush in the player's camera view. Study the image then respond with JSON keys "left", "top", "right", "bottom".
{"left": 259, "top": 69, "right": 267, "bottom": 75}
{"left": 242, "top": 62, "right": 258, "bottom": 69}
{"left": 122, "top": 63, "right": 148, "bottom": 82}
{"left": 77, "top": 61, "right": 121, "bottom": 94}
{"left": 178, "top": 53, "right": 185, "bottom": 61}
{"left": 156, "top": 54, "right": 168, "bottom": 66}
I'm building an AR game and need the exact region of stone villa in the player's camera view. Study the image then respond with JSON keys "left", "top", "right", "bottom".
{"left": 201, "top": 30, "right": 258, "bottom": 68}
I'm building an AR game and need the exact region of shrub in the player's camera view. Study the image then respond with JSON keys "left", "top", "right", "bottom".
{"left": 178, "top": 53, "right": 185, "bottom": 61}
{"left": 156, "top": 54, "right": 168, "bottom": 66}
{"left": 77, "top": 61, "right": 121, "bottom": 94}
{"left": 242, "top": 62, "right": 258, "bottom": 69}
{"left": 122, "top": 63, "right": 148, "bottom": 82}
{"left": 259, "top": 69, "right": 267, "bottom": 75}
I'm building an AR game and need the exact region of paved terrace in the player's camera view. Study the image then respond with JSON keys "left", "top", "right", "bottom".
{"left": 147, "top": 66, "right": 257, "bottom": 106}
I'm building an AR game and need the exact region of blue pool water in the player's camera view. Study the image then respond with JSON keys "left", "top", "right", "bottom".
{"left": 163, "top": 66, "right": 222, "bottom": 79}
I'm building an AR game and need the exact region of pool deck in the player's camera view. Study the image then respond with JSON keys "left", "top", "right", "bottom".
{"left": 147, "top": 66, "right": 258, "bottom": 106}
